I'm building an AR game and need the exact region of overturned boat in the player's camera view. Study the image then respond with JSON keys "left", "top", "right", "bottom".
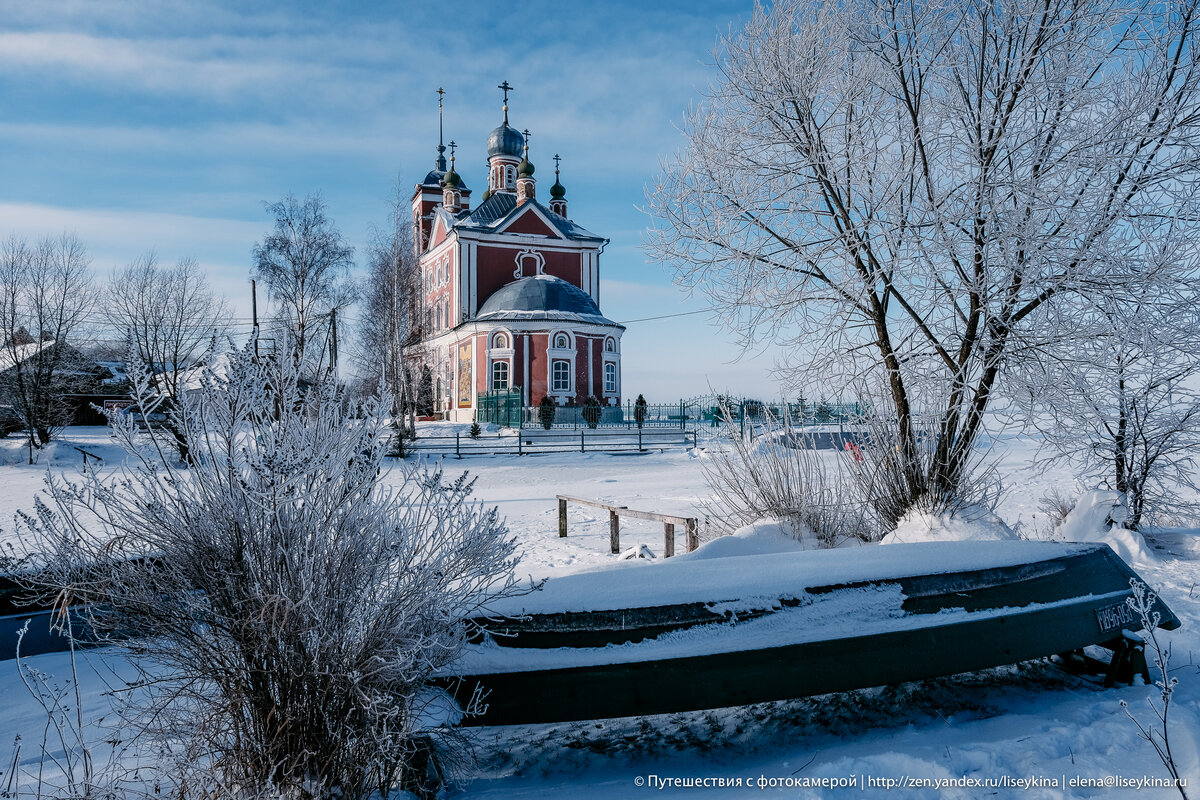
{"left": 437, "top": 541, "right": 1178, "bottom": 726}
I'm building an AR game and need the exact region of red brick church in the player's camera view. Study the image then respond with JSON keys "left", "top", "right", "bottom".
{"left": 407, "top": 83, "right": 624, "bottom": 422}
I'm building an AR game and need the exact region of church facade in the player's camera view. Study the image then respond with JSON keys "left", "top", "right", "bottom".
{"left": 407, "top": 84, "right": 624, "bottom": 422}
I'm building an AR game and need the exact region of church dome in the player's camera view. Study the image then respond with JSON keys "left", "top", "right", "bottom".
{"left": 477, "top": 275, "right": 603, "bottom": 317}
{"left": 487, "top": 123, "right": 525, "bottom": 158}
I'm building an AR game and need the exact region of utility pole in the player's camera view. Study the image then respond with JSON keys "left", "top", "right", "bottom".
{"left": 329, "top": 308, "right": 339, "bottom": 380}
{"left": 251, "top": 279, "right": 260, "bottom": 360}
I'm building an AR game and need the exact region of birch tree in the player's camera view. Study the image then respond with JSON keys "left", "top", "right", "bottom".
{"left": 646, "top": 0, "right": 1200, "bottom": 524}
{"left": 252, "top": 193, "right": 357, "bottom": 378}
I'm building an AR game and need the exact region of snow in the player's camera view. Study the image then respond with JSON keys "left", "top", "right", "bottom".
{"left": 451, "top": 584, "right": 1129, "bottom": 675}
{"left": 881, "top": 503, "right": 1018, "bottom": 544}
{"left": 483, "top": 540, "right": 1095, "bottom": 618}
{"left": 1, "top": 425, "right": 1199, "bottom": 798}
{"left": 1058, "top": 489, "right": 1159, "bottom": 564}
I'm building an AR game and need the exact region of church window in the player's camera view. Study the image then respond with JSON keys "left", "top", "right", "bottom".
{"left": 605, "top": 363, "right": 617, "bottom": 393}
{"left": 492, "top": 360, "right": 509, "bottom": 390}
{"left": 604, "top": 337, "right": 616, "bottom": 353}
{"left": 506, "top": 165, "right": 515, "bottom": 187}
{"left": 493, "top": 332, "right": 508, "bottom": 349}
{"left": 553, "top": 333, "right": 569, "bottom": 349}
{"left": 552, "top": 360, "right": 571, "bottom": 392}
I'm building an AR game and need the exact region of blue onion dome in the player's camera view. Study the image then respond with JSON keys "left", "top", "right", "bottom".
{"left": 487, "top": 123, "right": 525, "bottom": 158}
{"left": 518, "top": 158, "right": 535, "bottom": 178}
{"left": 550, "top": 178, "right": 566, "bottom": 198}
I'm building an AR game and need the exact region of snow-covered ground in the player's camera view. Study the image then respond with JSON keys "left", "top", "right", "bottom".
{"left": 1, "top": 425, "right": 1198, "bottom": 798}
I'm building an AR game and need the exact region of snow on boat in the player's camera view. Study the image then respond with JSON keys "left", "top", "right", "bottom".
{"left": 437, "top": 541, "right": 1179, "bottom": 726}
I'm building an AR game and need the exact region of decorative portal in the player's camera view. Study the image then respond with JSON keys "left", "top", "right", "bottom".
{"left": 457, "top": 342, "right": 473, "bottom": 408}
{"left": 514, "top": 248, "right": 546, "bottom": 278}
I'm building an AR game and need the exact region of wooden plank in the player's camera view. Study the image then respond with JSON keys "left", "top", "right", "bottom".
{"left": 685, "top": 518, "right": 699, "bottom": 552}
{"left": 609, "top": 511, "right": 620, "bottom": 554}
{"left": 558, "top": 498, "right": 568, "bottom": 538}
{"left": 664, "top": 522, "right": 675, "bottom": 558}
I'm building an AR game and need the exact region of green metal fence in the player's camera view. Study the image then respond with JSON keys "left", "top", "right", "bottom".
{"left": 477, "top": 387, "right": 524, "bottom": 428}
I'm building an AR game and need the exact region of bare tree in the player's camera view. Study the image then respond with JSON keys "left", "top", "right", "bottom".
{"left": 19, "top": 345, "right": 522, "bottom": 799}
{"left": 252, "top": 193, "right": 356, "bottom": 377}
{"left": 646, "top": 0, "right": 1200, "bottom": 524}
{"left": 105, "top": 252, "right": 229, "bottom": 460}
{"left": 1017, "top": 235, "right": 1200, "bottom": 529}
{"left": 357, "top": 180, "right": 421, "bottom": 420}
{"left": 0, "top": 233, "right": 93, "bottom": 448}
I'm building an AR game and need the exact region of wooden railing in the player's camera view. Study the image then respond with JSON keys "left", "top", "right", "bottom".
{"left": 556, "top": 495, "right": 699, "bottom": 558}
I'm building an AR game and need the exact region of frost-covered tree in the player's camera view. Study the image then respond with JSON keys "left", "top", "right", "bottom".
{"left": 252, "top": 193, "right": 357, "bottom": 377}
{"left": 19, "top": 345, "right": 521, "bottom": 799}
{"left": 105, "top": 252, "right": 228, "bottom": 460}
{"left": 1018, "top": 231, "right": 1200, "bottom": 529}
{"left": 0, "top": 233, "right": 93, "bottom": 448}
{"left": 357, "top": 180, "right": 421, "bottom": 419}
{"left": 647, "top": 0, "right": 1200, "bottom": 524}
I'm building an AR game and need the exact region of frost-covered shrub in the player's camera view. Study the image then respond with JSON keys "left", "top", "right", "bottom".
{"left": 845, "top": 403, "right": 1001, "bottom": 532}
{"left": 701, "top": 406, "right": 876, "bottom": 546}
{"left": 19, "top": 344, "right": 522, "bottom": 799}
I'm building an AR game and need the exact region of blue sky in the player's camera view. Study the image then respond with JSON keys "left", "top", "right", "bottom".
{"left": 0, "top": 0, "right": 789, "bottom": 401}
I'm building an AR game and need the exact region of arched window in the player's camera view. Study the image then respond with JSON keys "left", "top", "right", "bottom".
{"left": 554, "top": 333, "right": 569, "bottom": 349}
{"left": 604, "top": 363, "right": 617, "bottom": 393}
{"left": 492, "top": 360, "right": 509, "bottom": 390}
{"left": 505, "top": 165, "right": 515, "bottom": 187}
{"left": 604, "top": 337, "right": 616, "bottom": 353}
{"left": 552, "top": 360, "right": 571, "bottom": 392}
{"left": 493, "top": 332, "right": 508, "bottom": 349}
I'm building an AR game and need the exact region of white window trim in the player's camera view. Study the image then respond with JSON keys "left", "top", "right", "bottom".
{"left": 603, "top": 361, "right": 618, "bottom": 394}
{"left": 602, "top": 353, "right": 620, "bottom": 398}
{"left": 550, "top": 358, "right": 573, "bottom": 395}
{"left": 491, "top": 359, "right": 511, "bottom": 391}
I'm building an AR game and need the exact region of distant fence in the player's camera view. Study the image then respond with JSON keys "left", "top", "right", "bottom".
{"left": 401, "top": 428, "right": 698, "bottom": 457}
{"left": 476, "top": 393, "right": 864, "bottom": 431}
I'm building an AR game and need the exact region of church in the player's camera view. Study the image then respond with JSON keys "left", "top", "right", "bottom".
{"left": 407, "top": 83, "right": 625, "bottom": 422}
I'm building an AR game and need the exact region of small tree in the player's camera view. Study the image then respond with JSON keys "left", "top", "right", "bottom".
{"left": 634, "top": 394, "right": 648, "bottom": 429}
{"left": 469, "top": 421, "right": 482, "bottom": 438}
{"left": 19, "top": 346, "right": 521, "bottom": 799}
{"left": 538, "top": 395, "right": 556, "bottom": 430}
{"left": 582, "top": 396, "right": 602, "bottom": 429}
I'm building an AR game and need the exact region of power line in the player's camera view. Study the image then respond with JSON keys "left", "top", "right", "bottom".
{"left": 615, "top": 309, "right": 712, "bottom": 324}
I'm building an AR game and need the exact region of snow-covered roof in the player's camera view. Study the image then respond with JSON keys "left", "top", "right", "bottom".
{"left": 0, "top": 340, "right": 51, "bottom": 373}
{"left": 447, "top": 193, "right": 605, "bottom": 242}
{"left": 474, "top": 275, "right": 624, "bottom": 329}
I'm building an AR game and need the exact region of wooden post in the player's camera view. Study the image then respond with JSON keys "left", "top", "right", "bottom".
{"left": 456, "top": 433, "right": 461, "bottom": 458}
{"left": 685, "top": 518, "right": 699, "bottom": 552}
{"left": 580, "top": 431, "right": 585, "bottom": 453}
{"left": 558, "top": 498, "right": 568, "bottom": 538}
{"left": 609, "top": 510, "right": 620, "bottom": 554}
{"left": 664, "top": 522, "right": 675, "bottom": 558}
